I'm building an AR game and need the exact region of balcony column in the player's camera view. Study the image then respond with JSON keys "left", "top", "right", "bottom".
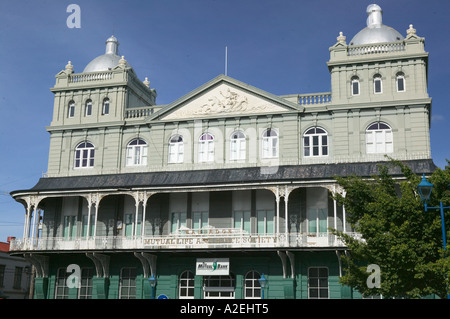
{"left": 275, "top": 188, "right": 280, "bottom": 235}
{"left": 86, "top": 199, "right": 92, "bottom": 239}
{"left": 23, "top": 206, "right": 32, "bottom": 239}
{"left": 333, "top": 185, "right": 338, "bottom": 231}
{"left": 85, "top": 193, "right": 101, "bottom": 240}
{"left": 343, "top": 190, "right": 347, "bottom": 233}
{"left": 92, "top": 193, "right": 103, "bottom": 240}
{"left": 134, "top": 197, "right": 140, "bottom": 238}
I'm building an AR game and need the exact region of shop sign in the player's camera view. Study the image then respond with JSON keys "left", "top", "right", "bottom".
{"left": 196, "top": 258, "right": 229, "bottom": 275}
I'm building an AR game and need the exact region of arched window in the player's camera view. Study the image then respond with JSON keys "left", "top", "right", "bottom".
{"left": 366, "top": 122, "right": 393, "bottom": 154}
{"left": 351, "top": 76, "right": 360, "bottom": 96}
{"left": 168, "top": 135, "right": 184, "bottom": 163}
{"left": 262, "top": 129, "right": 278, "bottom": 158}
{"left": 102, "top": 98, "right": 110, "bottom": 115}
{"left": 244, "top": 271, "right": 262, "bottom": 299}
{"left": 85, "top": 99, "right": 92, "bottom": 116}
{"left": 199, "top": 133, "right": 214, "bottom": 163}
{"left": 303, "top": 127, "right": 328, "bottom": 157}
{"left": 396, "top": 72, "right": 406, "bottom": 92}
{"left": 230, "top": 131, "right": 246, "bottom": 160}
{"left": 68, "top": 101, "right": 75, "bottom": 118}
{"left": 126, "top": 138, "right": 148, "bottom": 166}
{"left": 373, "top": 74, "right": 382, "bottom": 94}
{"left": 179, "top": 270, "right": 195, "bottom": 299}
{"left": 75, "top": 142, "right": 95, "bottom": 168}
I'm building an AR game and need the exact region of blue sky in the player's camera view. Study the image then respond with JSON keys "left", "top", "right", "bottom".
{"left": 0, "top": 0, "right": 449, "bottom": 241}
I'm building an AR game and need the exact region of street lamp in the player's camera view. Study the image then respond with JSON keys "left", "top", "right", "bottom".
{"left": 148, "top": 274, "right": 157, "bottom": 299}
{"left": 258, "top": 273, "right": 267, "bottom": 299}
{"left": 417, "top": 174, "right": 449, "bottom": 299}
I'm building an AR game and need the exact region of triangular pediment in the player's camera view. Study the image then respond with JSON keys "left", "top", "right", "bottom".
{"left": 151, "top": 75, "right": 302, "bottom": 121}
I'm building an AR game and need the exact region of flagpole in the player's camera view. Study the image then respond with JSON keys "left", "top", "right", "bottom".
{"left": 225, "top": 46, "right": 228, "bottom": 76}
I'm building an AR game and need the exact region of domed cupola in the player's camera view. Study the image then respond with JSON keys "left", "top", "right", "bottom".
{"left": 349, "top": 4, "right": 404, "bottom": 46}
{"left": 83, "top": 35, "right": 131, "bottom": 73}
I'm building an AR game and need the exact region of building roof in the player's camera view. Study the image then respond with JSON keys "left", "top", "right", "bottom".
{"left": 350, "top": 4, "right": 404, "bottom": 46}
{"left": 11, "top": 159, "right": 436, "bottom": 195}
{"left": 83, "top": 36, "right": 131, "bottom": 73}
{"left": 0, "top": 242, "right": 10, "bottom": 252}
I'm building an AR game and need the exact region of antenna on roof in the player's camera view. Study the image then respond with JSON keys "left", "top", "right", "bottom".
{"left": 225, "top": 46, "right": 228, "bottom": 76}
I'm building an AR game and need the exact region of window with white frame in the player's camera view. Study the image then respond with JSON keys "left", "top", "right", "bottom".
{"left": 308, "top": 267, "right": 329, "bottom": 299}
{"left": 85, "top": 99, "right": 92, "bottom": 116}
{"left": 262, "top": 129, "right": 278, "bottom": 158}
{"left": 179, "top": 270, "right": 195, "bottom": 299}
{"left": 303, "top": 127, "right": 328, "bottom": 157}
{"left": 192, "top": 211, "right": 208, "bottom": 231}
{"left": 74, "top": 142, "right": 95, "bottom": 168}
{"left": 373, "top": 74, "right": 382, "bottom": 94}
{"left": 396, "top": 73, "right": 406, "bottom": 92}
{"left": 366, "top": 122, "right": 393, "bottom": 154}
{"left": 203, "top": 274, "right": 235, "bottom": 299}
{"left": 256, "top": 210, "right": 274, "bottom": 234}
{"left": 244, "top": 271, "right": 262, "bottom": 299}
{"left": 78, "top": 268, "right": 94, "bottom": 299}
{"left": 55, "top": 267, "right": 70, "bottom": 299}
{"left": 102, "top": 98, "right": 110, "bottom": 115}
{"left": 234, "top": 210, "right": 251, "bottom": 234}
{"left": 168, "top": 135, "right": 184, "bottom": 163}
{"left": 351, "top": 76, "right": 360, "bottom": 96}
{"left": 68, "top": 101, "right": 75, "bottom": 118}
{"left": 63, "top": 215, "right": 77, "bottom": 239}
{"left": 126, "top": 138, "right": 148, "bottom": 166}
{"left": 171, "top": 212, "right": 187, "bottom": 233}
{"left": 119, "top": 267, "right": 137, "bottom": 299}
{"left": 198, "top": 133, "right": 214, "bottom": 163}
{"left": 230, "top": 131, "right": 246, "bottom": 160}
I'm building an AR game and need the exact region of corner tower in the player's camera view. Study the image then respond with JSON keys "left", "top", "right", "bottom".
{"left": 327, "top": 4, "right": 431, "bottom": 161}
{"left": 47, "top": 36, "right": 157, "bottom": 176}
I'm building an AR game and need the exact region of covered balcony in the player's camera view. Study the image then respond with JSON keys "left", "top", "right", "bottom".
{"left": 9, "top": 187, "right": 357, "bottom": 252}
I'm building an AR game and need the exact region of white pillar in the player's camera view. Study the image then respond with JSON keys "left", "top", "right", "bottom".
{"left": 23, "top": 207, "right": 31, "bottom": 239}
{"left": 333, "top": 186, "right": 337, "bottom": 231}
{"left": 31, "top": 207, "right": 37, "bottom": 241}
{"left": 284, "top": 194, "right": 289, "bottom": 246}
{"left": 87, "top": 201, "right": 92, "bottom": 239}
{"left": 141, "top": 196, "right": 148, "bottom": 236}
{"left": 276, "top": 187, "right": 280, "bottom": 235}
{"left": 93, "top": 198, "right": 99, "bottom": 239}
{"left": 134, "top": 201, "right": 140, "bottom": 238}
{"left": 343, "top": 191, "right": 347, "bottom": 233}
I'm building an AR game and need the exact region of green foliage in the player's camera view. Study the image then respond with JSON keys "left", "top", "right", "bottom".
{"left": 332, "top": 159, "right": 450, "bottom": 299}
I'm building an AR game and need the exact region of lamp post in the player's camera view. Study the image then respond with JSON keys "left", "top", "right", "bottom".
{"left": 148, "top": 274, "right": 157, "bottom": 299}
{"left": 258, "top": 273, "right": 267, "bottom": 299}
{"left": 417, "top": 174, "right": 449, "bottom": 299}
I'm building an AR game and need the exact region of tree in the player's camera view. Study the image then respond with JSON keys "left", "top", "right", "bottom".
{"left": 332, "top": 159, "right": 450, "bottom": 299}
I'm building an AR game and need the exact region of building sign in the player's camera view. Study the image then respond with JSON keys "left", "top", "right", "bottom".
{"left": 142, "top": 228, "right": 277, "bottom": 249}
{"left": 196, "top": 258, "right": 230, "bottom": 276}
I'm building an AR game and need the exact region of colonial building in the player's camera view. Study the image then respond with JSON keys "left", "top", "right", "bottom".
{"left": 10, "top": 4, "right": 435, "bottom": 299}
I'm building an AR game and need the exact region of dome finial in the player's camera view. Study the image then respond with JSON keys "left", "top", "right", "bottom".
{"left": 337, "top": 32, "right": 346, "bottom": 44}
{"left": 65, "top": 60, "right": 74, "bottom": 73}
{"left": 119, "top": 55, "right": 127, "bottom": 67}
{"left": 366, "top": 4, "right": 383, "bottom": 27}
{"left": 407, "top": 24, "right": 416, "bottom": 36}
{"left": 143, "top": 77, "right": 150, "bottom": 87}
{"left": 105, "top": 35, "right": 119, "bottom": 55}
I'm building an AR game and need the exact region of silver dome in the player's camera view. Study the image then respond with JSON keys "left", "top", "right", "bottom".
{"left": 83, "top": 36, "right": 131, "bottom": 73}
{"left": 350, "top": 4, "right": 404, "bottom": 46}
